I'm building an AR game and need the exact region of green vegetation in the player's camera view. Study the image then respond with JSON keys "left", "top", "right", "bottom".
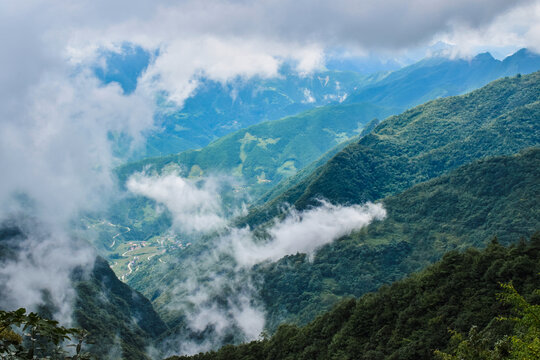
{"left": 0, "top": 308, "right": 90, "bottom": 359}
{"left": 255, "top": 148, "right": 540, "bottom": 331}
{"left": 245, "top": 71, "right": 540, "bottom": 226}
{"left": 435, "top": 283, "right": 540, "bottom": 360}
{"left": 168, "top": 234, "right": 540, "bottom": 360}
{"left": 117, "top": 102, "right": 393, "bottom": 198}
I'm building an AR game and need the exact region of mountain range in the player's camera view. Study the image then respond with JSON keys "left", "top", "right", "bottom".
{"left": 1, "top": 50, "right": 539, "bottom": 360}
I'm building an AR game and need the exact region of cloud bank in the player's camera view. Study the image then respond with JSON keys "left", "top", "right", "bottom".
{"left": 3, "top": 0, "right": 538, "bottom": 108}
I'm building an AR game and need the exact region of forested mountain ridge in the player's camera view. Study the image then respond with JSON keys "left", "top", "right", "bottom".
{"left": 254, "top": 148, "right": 540, "bottom": 331}
{"left": 170, "top": 233, "right": 540, "bottom": 360}
{"left": 244, "top": 71, "right": 540, "bottom": 226}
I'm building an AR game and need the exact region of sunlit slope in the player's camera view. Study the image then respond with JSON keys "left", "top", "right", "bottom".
{"left": 245, "top": 71, "right": 540, "bottom": 226}
{"left": 117, "top": 102, "right": 393, "bottom": 198}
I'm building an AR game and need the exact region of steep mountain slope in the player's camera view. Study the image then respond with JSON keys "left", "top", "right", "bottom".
{"left": 346, "top": 48, "right": 540, "bottom": 109}
{"left": 245, "top": 71, "right": 540, "bottom": 226}
{"left": 170, "top": 234, "right": 540, "bottom": 360}
{"left": 73, "top": 257, "right": 168, "bottom": 360}
{"left": 255, "top": 148, "right": 540, "bottom": 330}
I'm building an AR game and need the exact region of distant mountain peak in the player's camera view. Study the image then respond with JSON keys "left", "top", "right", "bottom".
{"left": 504, "top": 48, "right": 538, "bottom": 61}
{"left": 472, "top": 52, "right": 495, "bottom": 62}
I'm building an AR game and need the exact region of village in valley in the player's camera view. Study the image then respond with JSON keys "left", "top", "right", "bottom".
{"left": 83, "top": 218, "right": 192, "bottom": 282}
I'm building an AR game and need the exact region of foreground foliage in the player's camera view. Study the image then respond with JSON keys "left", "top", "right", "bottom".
{"left": 0, "top": 308, "right": 90, "bottom": 359}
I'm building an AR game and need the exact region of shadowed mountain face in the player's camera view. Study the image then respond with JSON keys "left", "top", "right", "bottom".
{"left": 72, "top": 257, "right": 168, "bottom": 360}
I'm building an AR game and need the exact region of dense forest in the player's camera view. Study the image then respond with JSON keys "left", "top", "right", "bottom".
{"left": 256, "top": 148, "right": 540, "bottom": 330}
{"left": 169, "top": 233, "right": 540, "bottom": 360}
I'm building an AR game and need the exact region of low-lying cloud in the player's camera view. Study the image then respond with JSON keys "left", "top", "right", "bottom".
{"left": 127, "top": 173, "right": 386, "bottom": 355}
{"left": 127, "top": 172, "right": 228, "bottom": 234}
{"left": 230, "top": 201, "right": 386, "bottom": 266}
{"left": 0, "top": 220, "right": 95, "bottom": 324}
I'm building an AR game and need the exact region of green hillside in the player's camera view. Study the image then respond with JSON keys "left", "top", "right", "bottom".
{"left": 117, "top": 102, "right": 393, "bottom": 198}
{"left": 346, "top": 48, "right": 540, "bottom": 109}
{"left": 255, "top": 148, "right": 540, "bottom": 330}
{"left": 169, "top": 233, "right": 540, "bottom": 360}
{"left": 245, "top": 71, "right": 540, "bottom": 226}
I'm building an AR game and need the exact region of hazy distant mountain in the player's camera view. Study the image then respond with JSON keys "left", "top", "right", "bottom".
{"left": 138, "top": 68, "right": 371, "bottom": 159}
{"left": 345, "top": 48, "right": 540, "bottom": 109}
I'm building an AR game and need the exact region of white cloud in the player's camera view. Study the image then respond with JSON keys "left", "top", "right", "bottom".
{"left": 0, "top": 223, "right": 95, "bottom": 324}
{"left": 229, "top": 201, "right": 386, "bottom": 266}
{"left": 127, "top": 172, "right": 228, "bottom": 234}
{"left": 438, "top": 1, "right": 540, "bottom": 57}
{"left": 0, "top": 1, "right": 155, "bottom": 323}
{"left": 45, "top": 0, "right": 540, "bottom": 104}
{"left": 125, "top": 172, "right": 386, "bottom": 355}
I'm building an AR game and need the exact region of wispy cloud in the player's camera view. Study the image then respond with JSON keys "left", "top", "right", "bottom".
{"left": 127, "top": 172, "right": 228, "bottom": 234}
{"left": 126, "top": 173, "right": 386, "bottom": 355}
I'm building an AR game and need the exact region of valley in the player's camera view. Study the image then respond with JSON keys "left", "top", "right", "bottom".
{"left": 1, "top": 28, "right": 539, "bottom": 359}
